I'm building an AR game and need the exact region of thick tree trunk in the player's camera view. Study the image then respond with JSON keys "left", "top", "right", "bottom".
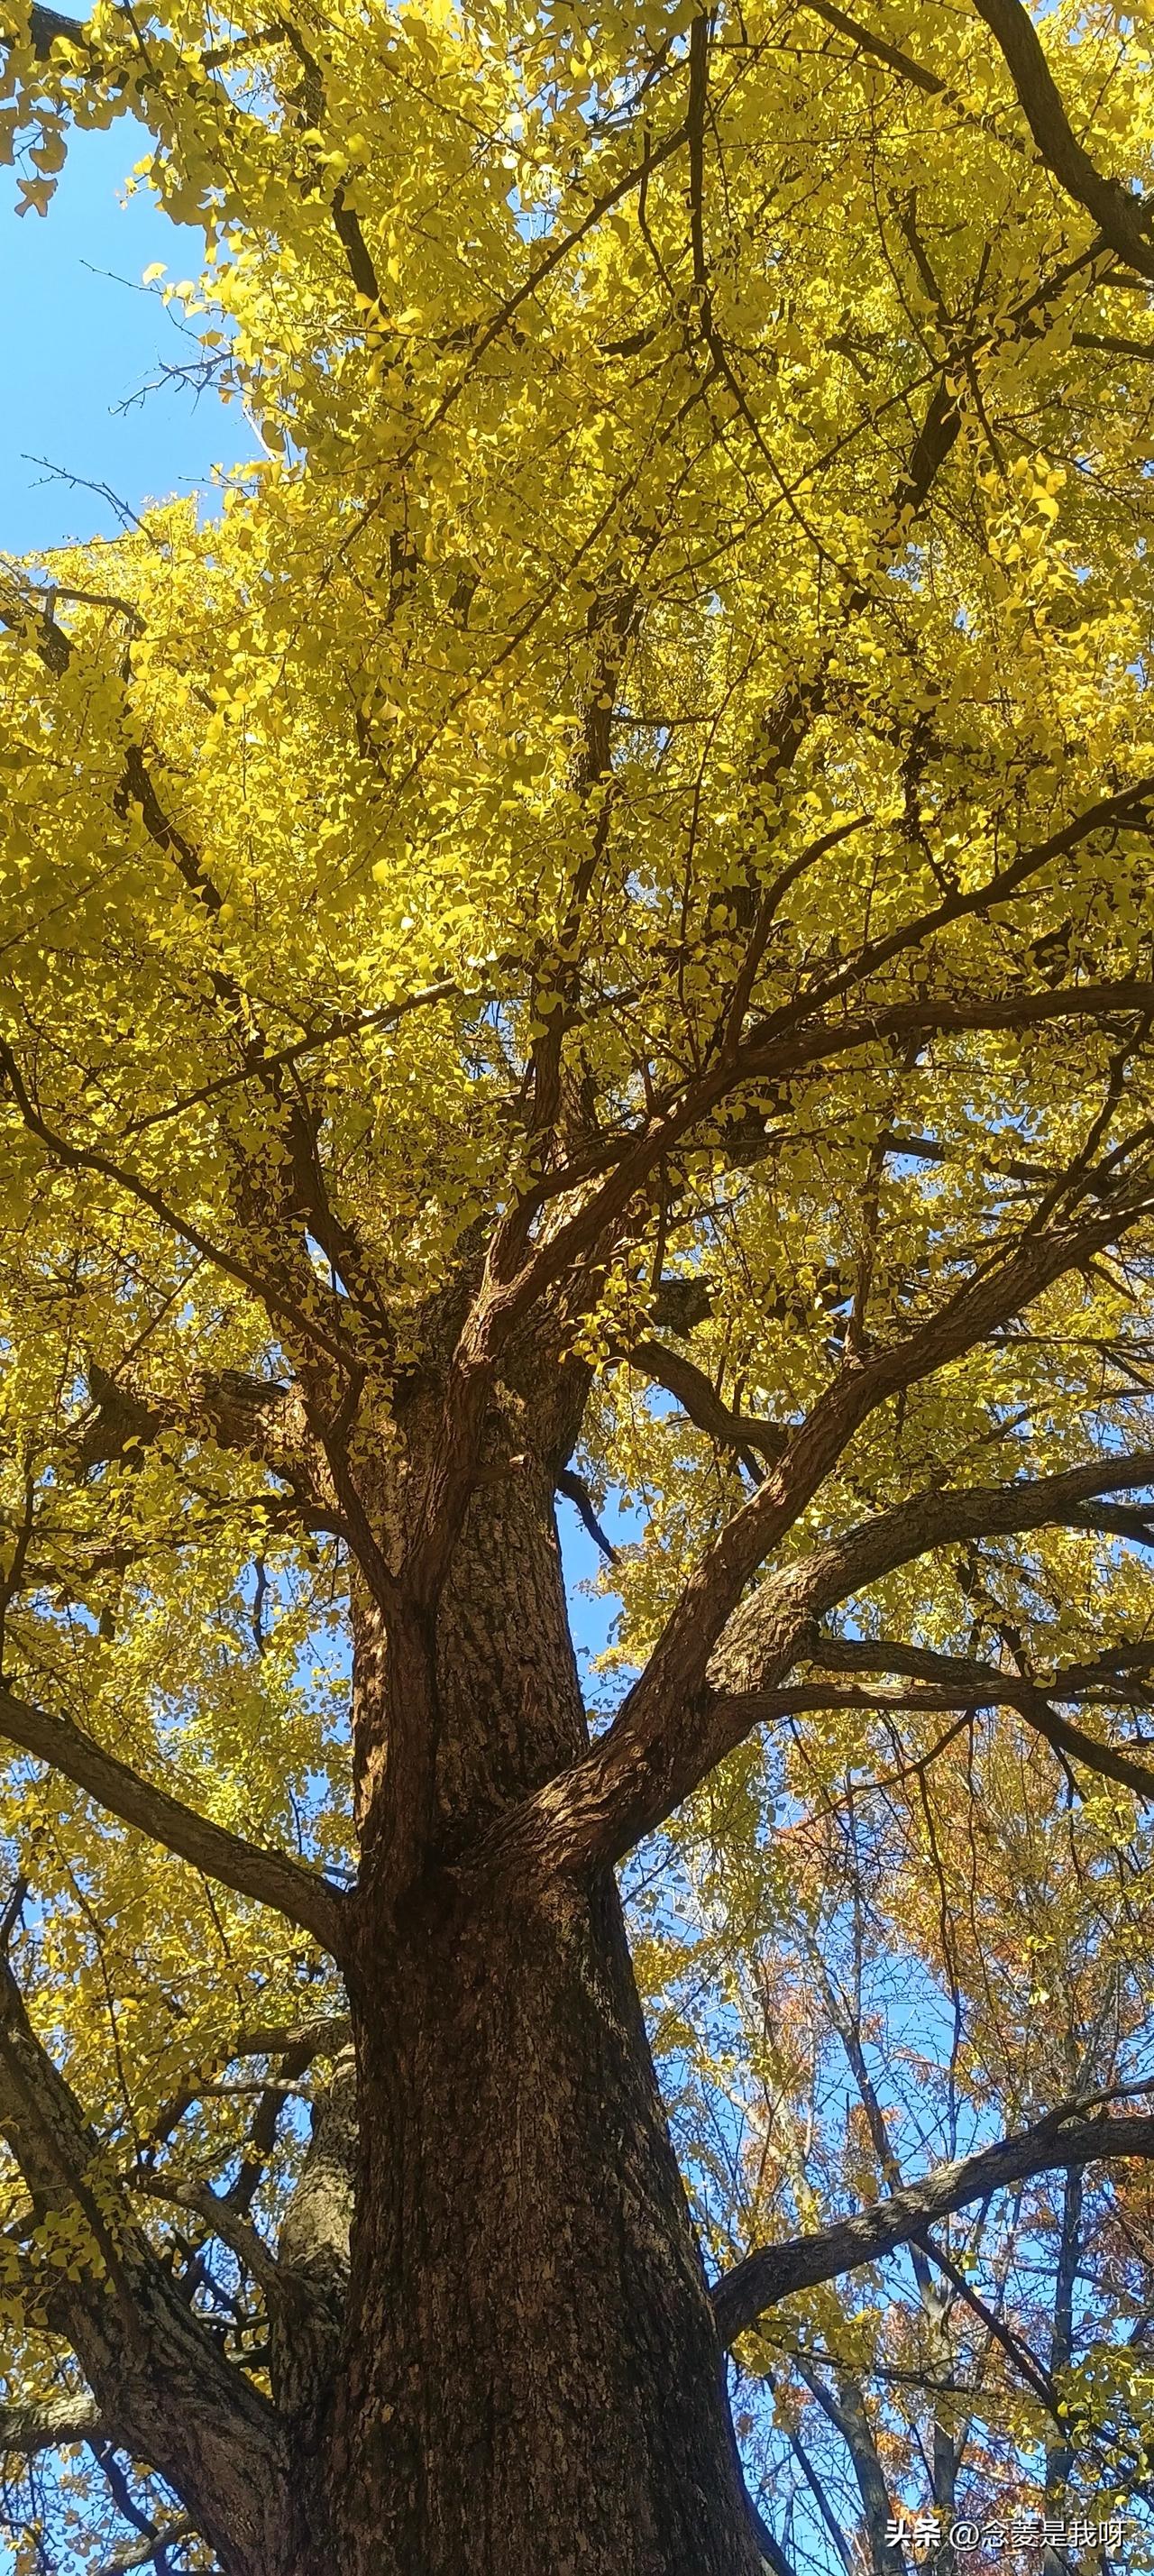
{"left": 307, "top": 1444, "right": 763, "bottom": 2575}
{"left": 324, "top": 1864, "right": 760, "bottom": 2575}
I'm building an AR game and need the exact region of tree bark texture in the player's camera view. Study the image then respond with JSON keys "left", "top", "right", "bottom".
{"left": 304, "top": 1449, "right": 763, "bottom": 2575}
{"left": 324, "top": 1866, "right": 759, "bottom": 2575}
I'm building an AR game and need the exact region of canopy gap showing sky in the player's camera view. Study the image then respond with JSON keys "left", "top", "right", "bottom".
{"left": 1, "top": 117, "right": 254, "bottom": 555}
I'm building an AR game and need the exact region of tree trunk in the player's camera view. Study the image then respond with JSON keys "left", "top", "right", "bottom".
{"left": 325, "top": 1865, "right": 760, "bottom": 2576}
{"left": 309, "top": 1446, "right": 763, "bottom": 2575}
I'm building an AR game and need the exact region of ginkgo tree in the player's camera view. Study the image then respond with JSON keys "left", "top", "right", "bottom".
{"left": 4, "top": 0, "right": 1154, "bottom": 2565}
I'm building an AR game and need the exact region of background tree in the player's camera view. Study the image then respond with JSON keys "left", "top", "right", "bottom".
{"left": 3, "top": 0, "right": 1154, "bottom": 2567}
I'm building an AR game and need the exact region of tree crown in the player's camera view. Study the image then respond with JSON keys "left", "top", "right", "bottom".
{"left": 4, "top": 0, "right": 1154, "bottom": 2562}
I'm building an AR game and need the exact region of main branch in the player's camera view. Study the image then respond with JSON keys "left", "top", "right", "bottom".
{"left": 970, "top": 0, "right": 1154, "bottom": 278}
{"left": 0, "top": 1682, "right": 348, "bottom": 1959}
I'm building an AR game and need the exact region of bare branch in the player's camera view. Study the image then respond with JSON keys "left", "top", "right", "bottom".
{"left": 76, "top": 1363, "right": 341, "bottom": 1529}
{"left": 414, "top": 962, "right": 1154, "bottom": 1637}
{"left": 707, "top": 1453, "right": 1154, "bottom": 1719}
{"left": 786, "top": 1634, "right": 1154, "bottom": 1801}
{"left": 555, "top": 1466, "right": 619, "bottom": 1564}
{"left": 0, "top": 1948, "right": 291, "bottom": 2571}
{"left": 129, "top": 2174, "right": 285, "bottom": 2303}
{"left": 230, "top": 2012, "right": 352, "bottom": 2063}
{"left": 801, "top": 0, "right": 945, "bottom": 96}
{"left": 621, "top": 1340, "right": 787, "bottom": 1480}
{"left": 25, "top": 3, "right": 88, "bottom": 54}
{"left": 96, "top": 2519, "right": 196, "bottom": 2576}
{"left": 494, "top": 1150, "right": 1154, "bottom": 1870}
{"left": 480, "top": 969, "right": 1154, "bottom": 1385}
{"left": 496, "top": 1431, "right": 1154, "bottom": 1875}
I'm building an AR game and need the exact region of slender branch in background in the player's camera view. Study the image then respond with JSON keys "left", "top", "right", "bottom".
{"left": 129, "top": 2174, "right": 285, "bottom": 2303}
{"left": 555, "top": 1466, "right": 619, "bottom": 1564}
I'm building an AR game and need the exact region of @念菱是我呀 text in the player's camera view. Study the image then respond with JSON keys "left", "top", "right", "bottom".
{"left": 885, "top": 2512, "right": 1131, "bottom": 2556}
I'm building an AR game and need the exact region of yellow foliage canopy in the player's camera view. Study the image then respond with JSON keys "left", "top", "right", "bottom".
{"left": 2, "top": 0, "right": 1154, "bottom": 2563}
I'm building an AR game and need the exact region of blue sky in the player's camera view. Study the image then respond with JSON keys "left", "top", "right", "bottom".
{"left": 1, "top": 118, "right": 253, "bottom": 556}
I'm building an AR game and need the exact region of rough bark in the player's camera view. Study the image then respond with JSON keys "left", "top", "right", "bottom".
{"left": 317, "top": 1452, "right": 762, "bottom": 2576}
{"left": 270, "top": 2047, "right": 357, "bottom": 2426}
{"left": 15, "top": 1365, "right": 1154, "bottom": 2570}
{"left": 326, "top": 1862, "right": 759, "bottom": 2576}
{"left": 3, "top": 1342, "right": 765, "bottom": 2571}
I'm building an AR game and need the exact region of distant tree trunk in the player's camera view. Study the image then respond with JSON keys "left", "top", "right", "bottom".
{"left": 1042, "top": 2164, "right": 1084, "bottom": 2576}
{"left": 306, "top": 1440, "right": 763, "bottom": 2575}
